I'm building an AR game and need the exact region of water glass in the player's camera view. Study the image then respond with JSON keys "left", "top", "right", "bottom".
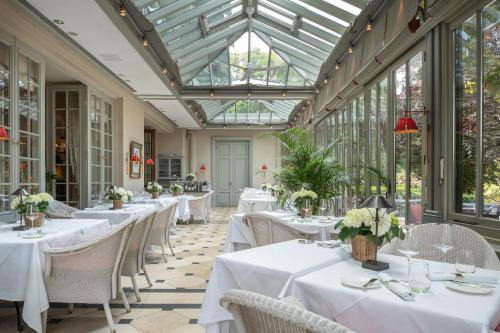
{"left": 319, "top": 198, "right": 327, "bottom": 216}
{"left": 397, "top": 225, "right": 420, "bottom": 284}
{"left": 456, "top": 249, "right": 476, "bottom": 274}
{"left": 409, "top": 261, "right": 431, "bottom": 294}
{"left": 303, "top": 198, "right": 311, "bottom": 221}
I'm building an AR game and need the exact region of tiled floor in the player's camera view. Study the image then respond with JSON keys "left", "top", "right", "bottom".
{"left": 0, "top": 207, "right": 235, "bottom": 333}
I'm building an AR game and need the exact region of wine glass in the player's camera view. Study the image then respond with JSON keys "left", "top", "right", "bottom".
{"left": 409, "top": 261, "right": 431, "bottom": 294}
{"left": 456, "top": 249, "right": 476, "bottom": 274}
{"left": 303, "top": 198, "right": 311, "bottom": 221}
{"left": 435, "top": 224, "right": 454, "bottom": 260}
{"left": 397, "top": 225, "right": 420, "bottom": 284}
{"left": 319, "top": 198, "right": 327, "bottom": 217}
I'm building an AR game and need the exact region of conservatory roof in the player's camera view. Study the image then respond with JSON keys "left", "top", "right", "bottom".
{"left": 133, "top": 0, "right": 368, "bottom": 124}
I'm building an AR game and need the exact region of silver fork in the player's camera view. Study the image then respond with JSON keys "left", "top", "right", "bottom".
{"left": 362, "top": 278, "right": 378, "bottom": 288}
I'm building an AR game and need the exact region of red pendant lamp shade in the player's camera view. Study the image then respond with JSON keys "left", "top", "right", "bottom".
{"left": 146, "top": 158, "right": 154, "bottom": 165}
{"left": 200, "top": 164, "right": 206, "bottom": 171}
{"left": 261, "top": 164, "right": 268, "bottom": 171}
{"left": 394, "top": 114, "right": 419, "bottom": 134}
{"left": 0, "top": 127, "right": 9, "bottom": 141}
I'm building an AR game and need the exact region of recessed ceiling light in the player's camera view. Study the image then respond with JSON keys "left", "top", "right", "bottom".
{"left": 67, "top": 31, "right": 78, "bottom": 37}
{"left": 124, "top": 79, "right": 131, "bottom": 82}
{"left": 118, "top": 73, "right": 125, "bottom": 77}
{"left": 53, "top": 19, "right": 64, "bottom": 25}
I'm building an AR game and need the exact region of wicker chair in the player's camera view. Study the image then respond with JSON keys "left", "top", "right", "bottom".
{"left": 147, "top": 201, "right": 178, "bottom": 262}
{"left": 242, "top": 213, "right": 319, "bottom": 247}
{"left": 188, "top": 192, "right": 212, "bottom": 223}
{"left": 379, "top": 223, "right": 500, "bottom": 270}
{"left": 47, "top": 200, "right": 79, "bottom": 219}
{"left": 120, "top": 210, "right": 157, "bottom": 304}
{"left": 220, "top": 289, "right": 354, "bottom": 333}
{"left": 42, "top": 217, "right": 137, "bottom": 333}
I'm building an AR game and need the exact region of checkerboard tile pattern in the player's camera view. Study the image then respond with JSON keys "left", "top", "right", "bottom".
{"left": 0, "top": 207, "right": 234, "bottom": 333}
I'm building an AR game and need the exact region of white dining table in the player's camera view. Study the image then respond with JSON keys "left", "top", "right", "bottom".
{"left": 199, "top": 240, "right": 351, "bottom": 333}
{"left": 0, "top": 219, "right": 111, "bottom": 333}
{"left": 224, "top": 211, "right": 341, "bottom": 252}
{"left": 71, "top": 204, "right": 157, "bottom": 225}
{"left": 290, "top": 254, "right": 500, "bottom": 333}
{"left": 237, "top": 195, "right": 277, "bottom": 214}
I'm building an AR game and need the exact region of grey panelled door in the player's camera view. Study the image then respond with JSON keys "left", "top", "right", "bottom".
{"left": 215, "top": 141, "right": 250, "bottom": 205}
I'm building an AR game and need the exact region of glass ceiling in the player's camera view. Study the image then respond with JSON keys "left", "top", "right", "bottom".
{"left": 133, "top": 0, "right": 367, "bottom": 124}
{"left": 195, "top": 99, "right": 301, "bottom": 124}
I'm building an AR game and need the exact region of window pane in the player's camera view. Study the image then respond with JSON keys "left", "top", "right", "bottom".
{"left": 394, "top": 63, "right": 407, "bottom": 216}
{"left": 454, "top": 14, "right": 477, "bottom": 215}
{"left": 482, "top": 2, "right": 500, "bottom": 218}
{"left": 369, "top": 86, "right": 377, "bottom": 194}
{"left": 379, "top": 78, "right": 388, "bottom": 194}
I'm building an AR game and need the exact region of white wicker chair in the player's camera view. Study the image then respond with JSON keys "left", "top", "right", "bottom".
{"left": 242, "top": 213, "right": 319, "bottom": 247}
{"left": 379, "top": 223, "right": 500, "bottom": 270}
{"left": 47, "top": 200, "right": 79, "bottom": 219}
{"left": 120, "top": 210, "right": 157, "bottom": 304}
{"left": 42, "top": 217, "right": 137, "bottom": 333}
{"left": 147, "top": 201, "right": 178, "bottom": 262}
{"left": 188, "top": 192, "right": 212, "bottom": 223}
{"left": 220, "top": 289, "right": 354, "bottom": 333}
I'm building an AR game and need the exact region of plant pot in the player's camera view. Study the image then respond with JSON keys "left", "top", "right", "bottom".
{"left": 113, "top": 200, "right": 123, "bottom": 210}
{"left": 151, "top": 192, "right": 160, "bottom": 199}
{"left": 300, "top": 208, "right": 306, "bottom": 218}
{"left": 25, "top": 213, "right": 44, "bottom": 228}
{"left": 172, "top": 192, "right": 180, "bottom": 197}
{"left": 351, "top": 235, "right": 376, "bottom": 262}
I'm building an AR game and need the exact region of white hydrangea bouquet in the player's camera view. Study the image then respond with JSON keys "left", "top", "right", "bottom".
{"left": 169, "top": 183, "right": 184, "bottom": 195}
{"left": 260, "top": 183, "right": 272, "bottom": 191}
{"left": 270, "top": 184, "right": 288, "bottom": 208}
{"left": 11, "top": 192, "right": 54, "bottom": 214}
{"left": 104, "top": 186, "right": 131, "bottom": 202}
{"left": 291, "top": 188, "right": 317, "bottom": 208}
{"left": 146, "top": 182, "right": 163, "bottom": 193}
{"left": 335, "top": 208, "right": 404, "bottom": 246}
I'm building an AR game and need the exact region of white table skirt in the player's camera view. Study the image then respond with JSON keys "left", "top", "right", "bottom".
{"left": 237, "top": 196, "right": 276, "bottom": 214}
{"left": 199, "top": 240, "right": 351, "bottom": 333}
{"left": 224, "top": 212, "right": 340, "bottom": 252}
{"left": 290, "top": 254, "right": 500, "bottom": 333}
{"left": 132, "top": 197, "right": 180, "bottom": 221}
{"left": 0, "top": 219, "right": 111, "bottom": 333}
{"left": 71, "top": 204, "right": 157, "bottom": 225}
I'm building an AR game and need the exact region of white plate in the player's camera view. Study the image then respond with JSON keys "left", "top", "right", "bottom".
{"left": 21, "top": 232, "right": 46, "bottom": 239}
{"left": 445, "top": 281, "right": 493, "bottom": 294}
{"left": 297, "top": 239, "right": 314, "bottom": 244}
{"left": 341, "top": 276, "right": 382, "bottom": 289}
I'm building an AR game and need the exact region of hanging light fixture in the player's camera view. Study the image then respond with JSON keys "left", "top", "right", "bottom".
{"left": 119, "top": 5, "right": 126, "bottom": 17}
{"left": 142, "top": 37, "right": 148, "bottom": 47}
{"left": 348, "top": 44, "right": 353, "bottom": 54}
{"left": 282, "top": 91, "right": 286, "bottom": 97}
{"left": 366, "top": 20, "right": 373, "bottom": 32}
{"left": 0, "top": 127, "right": 9, "bottom": 141}
{"left": 394, "top": 112, "right": 419, "bottom": 134}
{"left": 210, "top": 90, "right": 214, "bottom": 97}
{"left": 145, "top": 159, "right": 154, "bottom": 166}
{"left": 162, "top": 67, "right": 167, "bottom": 74}
{"left": 335, "top": 63, "right": 340, "bottom": 70}
{"left": 324, "top": 78, "right": 328, "bottom": 84}
{"left": 170, "top": 79, "right": 175, "bottom": 86}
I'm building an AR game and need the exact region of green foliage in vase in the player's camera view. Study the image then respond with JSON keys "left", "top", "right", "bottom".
{"left": 267, "top": 128, "right": 359, "bottom": 205}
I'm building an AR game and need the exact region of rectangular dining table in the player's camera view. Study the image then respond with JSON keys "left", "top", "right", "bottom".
{"left": 290, "top": 254, "right": 500, "bottom": 333}
{"left": 199, "top": 239, "right": 351, "bottom": 333}
{"left": 71, "top": 204, "right": 157, "bottom": 225}
{"left": 224, "top": 211, "right": 341, "bottom": 252}
{"left": 0, "top": 219, "right": 111, "bottom": 333}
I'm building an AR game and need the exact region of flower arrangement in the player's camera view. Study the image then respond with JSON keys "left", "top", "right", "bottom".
{"left": 290, "top": 188, "right": 317, "bottom": 209}
{"left": 11, "top": 192, "right": 54, "bottom": 214}
{"left": 335, "top": 208, "right": 404, "bottom": 244}
{"left": 260, "top": 183, "right": 272, "bottom": 191}
{"left": 270, "top": 184, "right": 288, "bottom": 209}
{"left": 186, "top": 173, "right": 196, "bottom": 182}
{"left": 146, "top": 182, "right": 163, "bottom": 193}
{"left": 104, "top": 186, "right": 131, "bottom": 202}
{"left": 169, "top": 183, "right": 184, "bottom": 195}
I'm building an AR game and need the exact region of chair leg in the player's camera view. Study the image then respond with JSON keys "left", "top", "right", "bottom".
{"left": 103, "top": 303, "right": 116, "bottom": 333}
{"left": 119, "top": 288, "right": 131, "bottom": 313}
{"left": 130, "top": 275, "right": 141, "bottom": 302}
{"left": 68, "top": 303, "right": 74, "bottom": 314}
{"left": 168, "top": 240, "right": 175, "bottom": 256}
{"left": 142, "top": 266, "right": 153, "bottom": 287}
{"left": 160, "top": 245, "right": 168, "bottom": 263}
{"left": 41, "top": 310, "right": 47, "bottom": 333}
{"left": 14, "top": 302, "right": 23, "bottom": 331}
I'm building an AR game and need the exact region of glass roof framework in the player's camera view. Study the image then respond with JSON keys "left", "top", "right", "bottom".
{"left": 134, "top": 0, "right": 367, "bottom": 124}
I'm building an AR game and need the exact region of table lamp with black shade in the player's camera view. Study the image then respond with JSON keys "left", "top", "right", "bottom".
{"left": 361, "top": 194, "right": 394, "bottom": 271}
{"left": 11, "top": 188, "right": 30, "bottom": 231}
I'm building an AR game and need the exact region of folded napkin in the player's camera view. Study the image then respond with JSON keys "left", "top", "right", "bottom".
{"left": 430, "top": 272, "right": 498, "bottom": 284}
{"left": 317, "top": 240, "right": 342, "bottom": 248}
{"left": 378, "top": 273, "right": 415, "bottom": 301}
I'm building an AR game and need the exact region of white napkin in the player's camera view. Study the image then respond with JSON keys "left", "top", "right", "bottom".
{"left": 378, "top": 272, "right": 415, "bottom": 301}
{"left": 430, "top": 272, "right": 498, "bottom": 284}
{"left": 316, "top": 240, "right": 342, "bottom": 248}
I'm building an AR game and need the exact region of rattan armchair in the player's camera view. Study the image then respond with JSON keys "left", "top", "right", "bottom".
{"left": 147, "top": 201, "right": 178, "bottom": 262}
{"left": 42, "top": 217, "right": 137, "bottom": 333}
{"left": 242, "top": 213, "right": 319, "bottom": 247}
{"left": 220, "top": 289, "right": 354, "bottom": 333}
{"left": 120, "top": 210, "right": 157, "bottom": 304}
{"left": 379, "top": 223, "right": 500, "bottom": 270}
{"left": 188, "top": 191, "right": 213, "bottom": 224}
{"left": 47, "top": 200, "right": 79, "bottom": 219}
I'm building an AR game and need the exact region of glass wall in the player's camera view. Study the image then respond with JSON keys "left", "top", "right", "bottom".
{"left": 0, "top": 41, "right": 11, "bottom": 214}
{"left": 454, "top": 1, "right": 500, "bottom": 220}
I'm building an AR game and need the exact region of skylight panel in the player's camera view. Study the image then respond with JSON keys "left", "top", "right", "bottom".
{"left": 289, "top": 0, "right": 350, "bottom": 26}
{"left": 260, "top": 0, "right": 295, "bottom": 17}
{"left": 258, "top": 6, "right": 294, "bottom": 25}
{"left": 302, "top": 18, "right": 342, "bottom": 38}
{"left": 299, "top": 29, "right": 336, "bottom": 48}
{"left": 324, "top": 0, "right": 362, "bottom": 15}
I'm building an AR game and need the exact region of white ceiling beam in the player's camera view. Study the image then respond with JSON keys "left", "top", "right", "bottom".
{"left": 198, "top": 15, "right": 210, "bottom": 36}
{"left": 298, "top": 0, "right": 357, "bottom": 23}
{"left": 290, "top": 15, "right": 301, "bottom": 35}
{"left": 163, "top": 20, "right": 200, "bottom": 43}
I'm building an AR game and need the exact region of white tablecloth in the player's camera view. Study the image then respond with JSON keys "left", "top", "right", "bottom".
{"left": 224, "top": 211, "right": 340, "bottom": 252}
{"left": 71, "top": 204, "right": 157, "bottom": 225}
{"left": 290, "top": 254, "right": 500, "bottom": 333}
{"left": 237, "top": 196, "right": 277, "bottom": 213}
{"left": 169, "top": 194, "right": 193, "bottom": 222}
{"left": 132, "top": 197, "right": 180, "bottom": 220}
{"left": 0, "top": 219, "right": 111, "bottom": 333}
{"left": 199, "top": 240, "right": 350, "bottom": 333}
